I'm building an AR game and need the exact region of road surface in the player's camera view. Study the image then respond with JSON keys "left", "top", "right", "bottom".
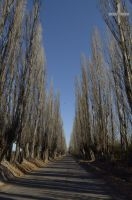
{"left": 0, "top": 155, "right": 124, "bottom": 200}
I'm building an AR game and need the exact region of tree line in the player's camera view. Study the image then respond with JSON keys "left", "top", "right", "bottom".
{"left": 69, "top": 0, "right": 132, "bottom": 163}
{"left": 0, "top": 0, "right": 66, "bottom": 163}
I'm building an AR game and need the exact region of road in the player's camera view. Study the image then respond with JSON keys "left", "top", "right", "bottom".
{"left": 0, "top": 155, "right": 124, "bottom": 200}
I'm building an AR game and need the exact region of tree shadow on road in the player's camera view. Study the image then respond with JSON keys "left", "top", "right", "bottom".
{"left": 0, "top": 156, "right": 120, "bottom": 200}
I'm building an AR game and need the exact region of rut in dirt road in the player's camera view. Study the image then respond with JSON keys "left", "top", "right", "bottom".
{"left": 0, "top": 155, "right": 124, "bottom": 200}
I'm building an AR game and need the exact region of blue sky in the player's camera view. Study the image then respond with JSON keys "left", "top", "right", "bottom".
{"left": 39, "top": 0, "right": 105, "bottom": 146}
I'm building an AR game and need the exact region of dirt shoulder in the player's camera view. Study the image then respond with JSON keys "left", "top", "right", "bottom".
{"left": 77, "top": 159, "right": 132, "bottom": 200}
{"left": 0, "top": 156, "right": 63, "bottom": 187}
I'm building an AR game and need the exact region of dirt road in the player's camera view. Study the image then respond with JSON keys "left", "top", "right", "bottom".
{"left": 0, "top": 155, "right": 124, "bottom": 200}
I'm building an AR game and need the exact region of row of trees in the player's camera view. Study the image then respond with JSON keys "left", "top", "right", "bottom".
{"left": 0, "top": 0, "right": 66, "bottom": 163}
{"left": 69, "top": 0, "right": 132, "bottom": 162}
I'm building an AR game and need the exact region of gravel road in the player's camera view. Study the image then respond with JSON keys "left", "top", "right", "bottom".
{"left": 0, "top": 155, "right": 125, "bottom": 200}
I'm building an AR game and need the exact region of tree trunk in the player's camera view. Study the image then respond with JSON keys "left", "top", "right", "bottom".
{"left": 36, "top": 145, "right": 40, "bottom": 159}
{"left": 14, "top": 142, "right": 20, "bottom": 162}
{"left": 6, "top": 143, "right": 13, "bottom": 162}
{"left": 43, "top": 149, "right": 48, "bottom": 162}
{"left": 30, "top": 119, "right": 39, "bottom": 159}
{"left": 25, "top": 143, "right": 29, "bottom": 159}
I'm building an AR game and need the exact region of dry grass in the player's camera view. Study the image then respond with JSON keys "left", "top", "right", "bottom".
{"left": 28, "top": 159, "right": 46, "bottom": 168}
{"left": 0, "top": 156, "right": 63, "bottom": 187}
{"left": 0, "top": 159, "right": 48, "bottom": 185}
{"left": 0, "top": 160, "right": 24, "bottom": 185}
{"left": 1, "top": 161, "right": 23, "bottom": 177}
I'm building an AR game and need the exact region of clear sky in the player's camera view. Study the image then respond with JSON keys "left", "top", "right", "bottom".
{"left": 39, "top": 0, "right": 105, "bottom": 146}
